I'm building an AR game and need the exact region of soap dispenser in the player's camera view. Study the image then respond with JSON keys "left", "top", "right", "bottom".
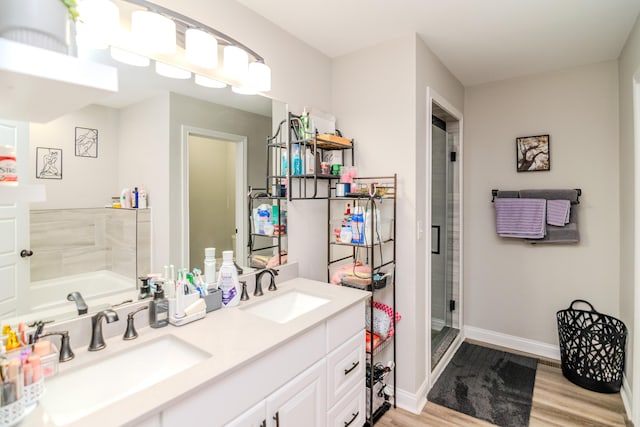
{"left": 149, "top": 283, "right": 169, "bottom": 328}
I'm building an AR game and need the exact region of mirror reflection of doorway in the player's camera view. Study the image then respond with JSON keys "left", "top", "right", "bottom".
{"left": 189, "top": 135, "right": 236, "bottom": 268}
{"left": 182, "top": 127, "right": 247, "bottom": 270}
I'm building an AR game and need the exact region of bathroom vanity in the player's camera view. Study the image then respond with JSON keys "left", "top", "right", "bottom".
{"left": 19, "top": 276, "right": 369, "bottom": 427}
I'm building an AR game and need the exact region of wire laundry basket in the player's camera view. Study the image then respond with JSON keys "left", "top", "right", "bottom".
{"left": 556, "top": 299, "right": 627, "bottom": 393}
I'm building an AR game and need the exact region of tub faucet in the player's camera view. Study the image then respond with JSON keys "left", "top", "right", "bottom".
{"left": 89, "top": 309, "right": 119, "bottom": 351}
{"left": 67, "top": 291, "right": 88, "bottom": 315}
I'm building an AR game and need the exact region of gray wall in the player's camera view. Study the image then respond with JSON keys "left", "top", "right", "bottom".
{"left": 464, "top": 61, "right": 620, "bottom": 346}
{"left": 618, "top": 12, "right": 640, "bottom": 402}
{"left": 169, "top": 93, "right": 272, "bottom": 268}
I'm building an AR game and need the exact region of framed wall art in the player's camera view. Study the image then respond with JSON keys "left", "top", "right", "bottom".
{"left": 75, "top": 127, "right": 98, "bottom": 158}
{"left": 516, "top": 134, "right": 550, "bottom": 172}
{"left": 36, "top": 147, "right": 63, "bottom": 180}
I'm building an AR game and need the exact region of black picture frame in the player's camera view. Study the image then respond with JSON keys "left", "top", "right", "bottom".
{"left": 516, "top": 134, "right": 550, "bottom": 172}
{"left": 36, "top": 147, "right": 63, "bottom": 180}
{"left": 75, "top": 127, "right": 98, "bottom": 158}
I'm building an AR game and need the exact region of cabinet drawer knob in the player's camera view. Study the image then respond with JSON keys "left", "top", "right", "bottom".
{"left": 344, "top": 411, "right": 359, "bottom": 426}
{"left": 344, "top": 360, "right": 359, "bottom": 375}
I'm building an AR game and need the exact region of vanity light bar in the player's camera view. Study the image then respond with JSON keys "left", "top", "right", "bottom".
{"left": 122, "top": 0, "right": 264, "bottom": 62}
{"left": 82, "top": 0, "right": 270, "bottom": 91}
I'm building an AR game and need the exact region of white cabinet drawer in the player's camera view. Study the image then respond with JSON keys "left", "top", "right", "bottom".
{"left": 326, "top": 330, "right": 365, "bottom": 408}
{"left": 326, "top": 303, "right": 365, "bottom": 351}
{"left": 326, "top": 383, "right": 365, "bottom": 427}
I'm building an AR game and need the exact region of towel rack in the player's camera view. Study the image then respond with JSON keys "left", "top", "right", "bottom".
{"left": 491, "top": 188, "right": 582, "bottom": 204}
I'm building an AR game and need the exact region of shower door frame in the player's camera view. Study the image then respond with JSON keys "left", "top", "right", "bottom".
{"left": 425, "top": 87, "right": 464, "bottom": 386}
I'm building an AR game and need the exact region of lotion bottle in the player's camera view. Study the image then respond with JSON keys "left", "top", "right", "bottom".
{"left": 217, "top": 250, "right": 240, "bottom": 307}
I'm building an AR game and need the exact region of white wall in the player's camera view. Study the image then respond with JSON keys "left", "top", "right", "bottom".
{"left": 118, "top": 94, "right": 171, "bottom": 271}
{"left": 618, "top": 12, "right": 640, "bottom": 411}
{"left": 331, "top": 34, "right": 464, "bottom": 403}
{"left": 154, "top": 0, "right": 332, "bottom": 112}
{"left": 464, "top": 61, "right": 620, "bottom": 346}
{"left": 29, "top": 104, "right": 120, "bottom": 209}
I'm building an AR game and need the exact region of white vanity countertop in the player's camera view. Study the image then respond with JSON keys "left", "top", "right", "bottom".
{"left": 20, "top": 278, "right": 369, "bottom": 427}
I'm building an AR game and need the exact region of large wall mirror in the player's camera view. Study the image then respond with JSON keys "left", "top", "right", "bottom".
{"left": 2, "top": 48, "right": 286, "bottom": 326}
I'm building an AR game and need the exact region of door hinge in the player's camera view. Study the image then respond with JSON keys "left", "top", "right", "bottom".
{"left": 450, "top": 152, "right": 457, "bottom": 162}
{"left": 449, "top": 299, "right": 456, "bottom": 312}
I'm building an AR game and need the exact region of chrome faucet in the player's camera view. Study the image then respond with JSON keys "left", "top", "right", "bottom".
{"left": 89, "top": 309, "right": 119, "bottom": 351}
{"left": 255, "top": 268, "right": 279, "bottom": 295}
{"left": 67, "top": 291, "right": 88, "bottom": 315}
{"left": 37, "top": 331, "right": 75, "bottom": 362}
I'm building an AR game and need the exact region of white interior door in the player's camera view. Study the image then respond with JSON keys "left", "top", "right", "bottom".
{"left": 0, "top": 120, "right": 29, "bottom": 318}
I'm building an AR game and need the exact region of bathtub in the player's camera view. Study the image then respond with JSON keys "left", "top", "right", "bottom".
{"left": 27, "top": 270, "right": 138, "bottom": 321}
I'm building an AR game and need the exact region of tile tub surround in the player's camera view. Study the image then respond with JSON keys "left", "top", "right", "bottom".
{"left": 30, "top": 207, "right": 151, "bottom": 282}
{"left": 21, "top": 271, "right": 368, "bottom": 427}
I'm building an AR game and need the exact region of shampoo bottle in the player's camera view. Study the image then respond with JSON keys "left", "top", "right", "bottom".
{"left": 149, "top": 283, "right": 169, "bottom": 328}
{"left": 217, "top": 250, "right": 241, "bottom": 307}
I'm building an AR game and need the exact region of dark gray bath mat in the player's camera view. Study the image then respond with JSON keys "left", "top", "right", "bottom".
{"left": 427, "top": 342, "right": 538, "bottom": 426}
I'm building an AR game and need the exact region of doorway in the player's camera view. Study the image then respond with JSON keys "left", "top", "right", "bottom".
{"left": 181, "top": 126, "right": 247, "bottom": 270}
{"left": 427, "top": 89, "right": 463, "bottom": 373}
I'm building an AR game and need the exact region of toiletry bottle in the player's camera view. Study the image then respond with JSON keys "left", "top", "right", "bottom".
{"left": 300, "top": 108, "right": 310, "bottom": 139}
{"left": 149, "top": 283, "right": 169, "bottom": 328}
{"left": 292, "top": 144, "right": 302, "bottom": 175}
{"left": 217, "top": 250, "right": 241, "bottom": 307}
{"left": 131, "top": 187, "right": 138, "bottom": 208}
{"left": 281, "top": 150, "right": 288, "bottom": 176}
{"left": 204, "top": 247, "right": 216, "bottom": 288}
{"left": 138, "top": 185, "right": 148, "bottom": 209}
{"left": 351, "top": 206, "right": 364, "bottom": 244}
{"left": 121, "top": 188, "right": 131, "bottom": 208}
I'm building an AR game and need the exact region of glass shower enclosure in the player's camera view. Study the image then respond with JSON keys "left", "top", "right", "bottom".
{"left": 430, "top": 116, "right": 458, "bottom": 369}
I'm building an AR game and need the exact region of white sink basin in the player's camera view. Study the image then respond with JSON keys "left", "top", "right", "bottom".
{"left": 40, "top": 334, "right": 211, "bottom": 426}
{"left": 242, "top": 291, "right": 330, "bottom": 323}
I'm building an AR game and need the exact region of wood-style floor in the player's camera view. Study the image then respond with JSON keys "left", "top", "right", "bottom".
{"left": 377, "top": 343, "right": 629, "bottom": 427}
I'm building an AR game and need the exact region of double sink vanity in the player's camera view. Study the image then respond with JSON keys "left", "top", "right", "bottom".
{"left": 19, "top": 264, "right": 370, "bottom": 427}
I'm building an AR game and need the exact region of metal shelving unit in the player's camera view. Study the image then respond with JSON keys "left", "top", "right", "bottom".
{"left": 327, "top": 174, "right": 397, "bottom": 426}
{"left": 247, "top": 187, "right": 287, "bottom": 269}
{"left": 266, "top": 113, "right": 354, "bottom": 201}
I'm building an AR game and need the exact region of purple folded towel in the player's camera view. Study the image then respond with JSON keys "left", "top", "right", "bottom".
{"left": 546, "top": 199, "right": 570, "bottom": 226}
{"left": 495, "top": 198, "right": 546, "bottom": 239}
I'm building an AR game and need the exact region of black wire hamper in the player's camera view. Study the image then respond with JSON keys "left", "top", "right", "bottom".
{"left": 556, "top": 299, "right": 627, "bottom": 393}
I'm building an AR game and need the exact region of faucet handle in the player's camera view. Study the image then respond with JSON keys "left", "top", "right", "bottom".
{"left": 240, "top": 281, "right": 250, "bottom": 301}
{"left": 38, "top": 331, "right": 74, "bottom": 362}
{"left": 123, "top": 306, "right": 149, "bottom": 341}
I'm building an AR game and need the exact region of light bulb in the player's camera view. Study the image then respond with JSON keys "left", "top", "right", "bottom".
{"left": 186, "top": 29, "right": 218, "bottom": 69}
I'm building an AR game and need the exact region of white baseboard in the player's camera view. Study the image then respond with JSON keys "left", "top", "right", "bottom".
{"left": 464, "top": 325, "right": 561, "bottom": 360}
{"left": 620, "top": 374, "right": 633, "bottom": 424}
{"left": 395, "top": 381, "right": 428, "bottom": 415}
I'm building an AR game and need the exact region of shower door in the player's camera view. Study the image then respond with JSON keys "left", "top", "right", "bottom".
{"left": 430, "top": 121, "right": 455, "bottom": 367}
